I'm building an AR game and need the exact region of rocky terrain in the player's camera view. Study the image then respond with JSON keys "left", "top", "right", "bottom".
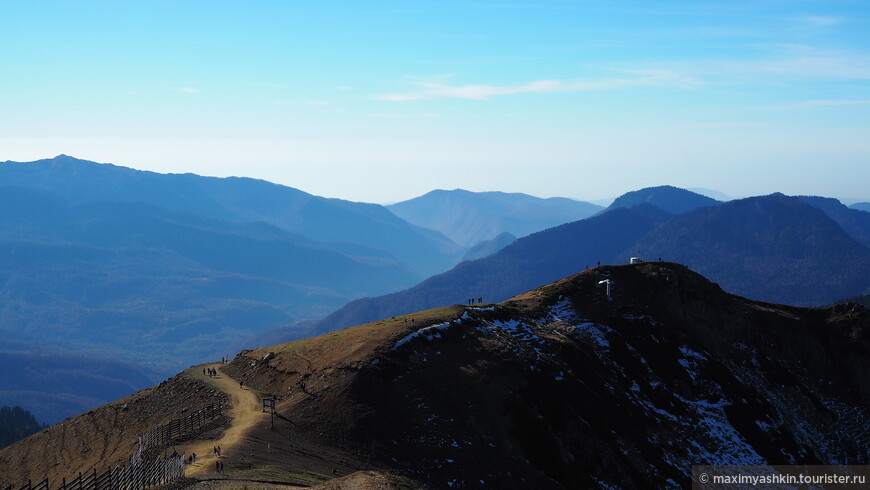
{"left": 2, "top": 262, "right": 867, "bottom": 488}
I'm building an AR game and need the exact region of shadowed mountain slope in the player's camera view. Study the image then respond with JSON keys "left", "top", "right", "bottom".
{"left": 627, "top": 194, "right": 870, "bottom": 306}
{"left": 0, "top": 407, "right": 45, "bottom": 450}
{"left": 799, "top": 195, "right": 870, "bottom": 248}
{"left": 851, "top": 202, "right": 870, "bottom": 212}
{"left": 226, "top": 263, "right": 870, "bottom": 487}
{"left": 388, "top": 189, "right": 601, "bottom": 247}
{"left": 6, "top": 264, "right": 865, "bottom": 488}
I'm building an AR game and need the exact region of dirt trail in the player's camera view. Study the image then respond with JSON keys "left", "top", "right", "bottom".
{"left": 177, "top": 363, "right": 263, "bottom": 477}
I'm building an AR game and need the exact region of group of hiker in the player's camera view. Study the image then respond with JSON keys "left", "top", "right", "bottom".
{"left": 203, "top": 367, "right": 219, "bottom": 377}
{"left": 467, "top": 297, "right": 483, "bottom": 305}
{"left": 213, "top": 445, "right": 225, "bottom": 474}
{"left": 175, "top": 446, "right": 226, "bottom": 474}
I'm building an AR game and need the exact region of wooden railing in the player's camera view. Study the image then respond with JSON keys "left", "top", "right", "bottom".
{"left": 3, "top": 402, "right": 223, "bottom": 490}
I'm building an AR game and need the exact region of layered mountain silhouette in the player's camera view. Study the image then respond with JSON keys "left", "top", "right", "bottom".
{"left": 1, "top": 155, "right": 460, "bottom": 278}
{"left": 0, "top": 186, "right": 418, "bottom": 371}
{"left": 628, "top": 193, "right": 870, "bottom": 306}
{"left": 316, "top": 190, "right": 870, "bottom": 333}
{"left": 316, "top": 203, "right": 671, "bottom": 332}
{"left": 0, "top": 351, "right": 161, "bottom": 424}
{"left": 603, "top": 184, "right": 719, "bottom": 214}
{"left": 3, "top": 263, "right": 867, "bottom": 488}
{"left": 460, "top": 232, "right": 516, "bottom": 261}
{"left": 387, "top": 189, "right": 601, "bottom": 247}
{"left": 798, "top": 196, "right": 870, "bottom": 248}
{"left": 851, "top": 202, "right": 870, "bottom": 212}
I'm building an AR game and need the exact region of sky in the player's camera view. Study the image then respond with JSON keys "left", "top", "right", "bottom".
{"left": 2, "top": 0, "right": 869, "bottom": 204}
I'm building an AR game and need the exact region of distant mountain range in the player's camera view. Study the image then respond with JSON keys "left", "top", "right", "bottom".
{"left": 0, "top": 155, "right": 607, "bottom": 423}
{"left": 0, "top": 185, "right": 416, "bottom": 369}
{"left": 0, "top": 351, "right": 161, "bottom": 424}
{"left": 1, "top": 155, "right": 460, "bottom": 278}
{"left": 850, "top": 202, "right": 870, "bottom": 213}
{"left": 387, "top": 189, "right": 601, "bottom": 247}
{"left": 460, "top": 232, "right": 517, "bottom": 261}
{"left": 315, "top": 187, "right": 870, "bottom": 333}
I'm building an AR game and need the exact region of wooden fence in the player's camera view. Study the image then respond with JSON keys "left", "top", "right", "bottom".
{"left": 4, "top": 403, "right": 223, "bottom": 490}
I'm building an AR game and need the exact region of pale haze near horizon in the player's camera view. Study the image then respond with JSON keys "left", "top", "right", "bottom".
{"left": 2, "top": 1, "right": 869, "bottom": 204}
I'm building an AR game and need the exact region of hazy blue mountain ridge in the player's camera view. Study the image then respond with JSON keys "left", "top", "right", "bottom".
{"left": 0, "top": 156, "right": 460, "bottom": 277}
{"left": 604, "top": 184, "right": 719, "bottom": 214}
{"left": 0, "top": 186, "right": 422, "bottom": 371}
{"left": 850, "top": 202, "right": 870, "bottom": 212}
{"left": 460, "top": 232, "right": 517, "bottom": 261}
{"left": 0, "top": 351, "right": 162, "bottom": 424}
{"left": 388, "top": 188, "right": 602, "bottom": 247}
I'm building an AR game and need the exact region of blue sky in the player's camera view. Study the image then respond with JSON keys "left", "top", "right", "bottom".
{"left": 2, "top": 1, "right": 869, "bottom": 203}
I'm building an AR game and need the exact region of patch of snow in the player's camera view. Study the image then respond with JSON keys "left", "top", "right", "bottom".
{"left": 574, "top": 322, "right": 612, "bottom": 351}
{"left": 392, "top": 322, "right": 453, "bottom": 350}
{"left": 679, "top": 345, "right": 707, "bottom": 360}
{"left": 547, "top": 298, "right": 579, "bottom": 322}
{"left": 674, "top": 393, "right": 765, "bottom": 465}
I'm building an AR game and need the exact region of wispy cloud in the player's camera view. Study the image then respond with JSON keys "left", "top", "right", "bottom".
{"left": 791, "top": 15, "right": 843, "bottom": 27}
{"left": 272, "top": 99, "right": 331, "bottom": 106}
{"left": 371, "top": 94, "right": 431, "bottom": 101}
{"left": 244, "top": 81, "right": 291, "bottom": 88}
{"left": 711, "top": 46, "right": 870, "bottom": 80}
{"left": 803, "top": 99, "right": 870, "bottom": 106}
{"left": 373, "top": 70, "right": 700, "bottom": 101}
{"left": 367, "top": 112, "right": 439, "bottom": 119}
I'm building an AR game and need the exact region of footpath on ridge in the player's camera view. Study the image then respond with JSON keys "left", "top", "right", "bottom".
{"left": 176, "top": 362, "right": 263, "bottom": 478}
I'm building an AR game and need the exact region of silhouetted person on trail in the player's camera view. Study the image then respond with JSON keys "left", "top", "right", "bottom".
{"left": 240, "top": 380, "right": 244, "bottom": 389}
{"left": 478, "top": 297, "right": 482, "bottom": 304}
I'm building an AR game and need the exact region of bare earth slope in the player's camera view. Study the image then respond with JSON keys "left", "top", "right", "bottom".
{"left": 0, "top": 372, "right": 226, "bottom": 486}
